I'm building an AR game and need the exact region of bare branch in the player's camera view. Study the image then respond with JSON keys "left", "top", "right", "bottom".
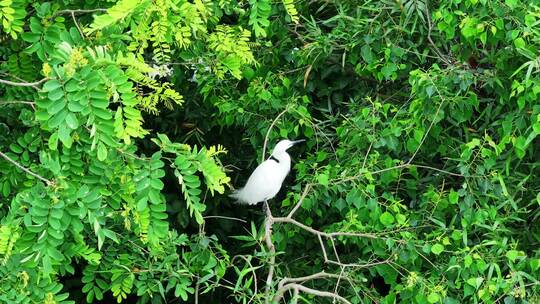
{"left": 0, "top": 77, "right": 48, "bottom": 89}
{"left": 407, "top": 100, "right": 445, "bottom": 165}
{"left": 0, "top": 151, "right": 54, "bottom": 186}
{"left": 231, "top": 255, "right": 259, "bottom": 304}
{"left": 203, "top": 215, "right": 247, "bottom": 223}
{"left": 326, "top": 259, "right": 390, "bottom": 269}
{"left": 329, "top": 237, "right": 341, "bottom": 264}
{"left": 273, "top": 216, "right": 378, "bottom": 241}
{"left": 0, "top": 100, "right": 36, "bottom": 110}
{"left": 53, "top": 8, "right": 107, "bottom": 16}
{"left": 286, "top": 183, "right": 312, "bottom": 219}
{"left": 318, "top": 233, "right": 329, "bottom": 262}
{"left": 336, "top": 162, "right": 466, "bottom": 185}
{"left": 411, "top": 164, "right": 464, "bottom": 177}
{"left": 424, "top": 0, "right": 452, "bottom": 66}
{"left": 273, "top": 283, "right": 352, "bottom": 304}
{"left": 262, "top": 107, "right": 289, "bottom": 162}
{"left": 0, "top": 100, "right": 35, "bottom": 106}
{"left": 278, "top": 271, "right": 342, "bottom": 289}
{"left": 194, "top": 279, "right": 200, "bottom": 304}
{"left": 264, "top": 202, "right": 276, "bottom": 304}
{"left": 71, "top": 11, "right": 85, "bottom": 38}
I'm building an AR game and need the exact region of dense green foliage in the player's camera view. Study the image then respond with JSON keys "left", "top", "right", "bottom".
{"left": 1, "top": 0, "right": 539, "bottom": 303}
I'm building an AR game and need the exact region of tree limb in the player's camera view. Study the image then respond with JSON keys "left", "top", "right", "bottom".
{"left": 264, "top": 202, "right": 276, "bottom": 304}
{"left": 0, "top": 77, "right": 48, "bottom": 89}
{"left": 0, "top": 151, "right": 54, "bottom": 186}
{"left": 278, "top": 271, "right": 342, "bottom": 289}
{"left": 273, "top": 283, "right": 352, "bottom": 304}
{"left": 53, "top": 8, "right": 107, "bottom": 16}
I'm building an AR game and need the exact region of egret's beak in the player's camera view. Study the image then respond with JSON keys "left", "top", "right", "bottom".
{"left": 291, "top": 139, "right": 306, "bottom": 145}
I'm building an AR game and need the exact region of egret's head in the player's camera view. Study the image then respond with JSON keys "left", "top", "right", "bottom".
{"left": 272, "top": 139, "right": 305, "bottom": 154}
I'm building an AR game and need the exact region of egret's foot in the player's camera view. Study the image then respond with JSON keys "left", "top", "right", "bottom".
{"left": 263, "top": 200, "right": 270, "bottom": 217}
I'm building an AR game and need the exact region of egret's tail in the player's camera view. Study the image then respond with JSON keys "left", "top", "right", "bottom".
{"left": 228, "top": 189, "right": 255, "bottom": 205}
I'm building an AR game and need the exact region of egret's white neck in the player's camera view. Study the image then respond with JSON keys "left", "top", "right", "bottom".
{"left": 271, "top": 150, "right": 291, "bottom": 164}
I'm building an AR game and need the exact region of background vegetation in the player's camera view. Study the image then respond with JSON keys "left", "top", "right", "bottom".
{"left": 0, "top": 0, "right": 539, "bottom": 303}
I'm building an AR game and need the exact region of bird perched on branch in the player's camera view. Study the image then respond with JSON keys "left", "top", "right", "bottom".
{"left": 229, "top": 139, "right": 305, "bottom": 205}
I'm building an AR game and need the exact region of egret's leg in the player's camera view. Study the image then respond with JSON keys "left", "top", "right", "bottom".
{"left": 263, "top": 200, "right": 269, "bottom": 216}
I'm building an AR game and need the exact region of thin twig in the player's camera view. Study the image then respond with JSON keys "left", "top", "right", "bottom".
{"left": 232, "top": 255, "right": 259, "bottom": 304}
{"left": 424, "top": 0, "right": 452, "bottom": 66}
{"left": 329, "top": 237, "right": 341, "bottom": 264}
{"left": 333, "top": 266, "right": 346, "bottom": 304}
{"left": 262, "top": 107, "right": 290, "bottom": 162}
{"left": 336, "top": 162, "right": 465, "bottom": 185}
{"left": 411, "top": 164, "right": 463, "bottom": 177}
{"left": 0, "top": 100, "right": 36, "bottom": 110}
{"left": 0, "top": 77, "right": 48, "bottom": 89}
{"left": 326, "top": 259, "right": 389, "bottom": 269}
{"left": 53, "top": 8, "right": 107, "bottom": 16}
{"left": 0, "top": 100, "right": 35, "bottom": 105}
{"left": 286, "top": 183, "right": 312, "bottom": 219}
{"left": 318, "top": 233, "right": 329, "bottom": 262}
{"left": 71, "top": 11, "right": 85, "bottom": 38}
{"left": 0, "top": 151, "right": 54, "bottom": 186}
{"left": 116, "top": 148, "right": 150, "bottom": 161}
{"left": 407, "top": 101, "right": 445, "bottom": 165}
{"left": 361, "top": 141, "right": 373, "bottom": 170}
{"left": 203, "top": 215, "right": 247, "bottom": 223}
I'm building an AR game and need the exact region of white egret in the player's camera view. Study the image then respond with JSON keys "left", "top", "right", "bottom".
{"left": 229, "top": 139, "right": 305, "bottom": 205}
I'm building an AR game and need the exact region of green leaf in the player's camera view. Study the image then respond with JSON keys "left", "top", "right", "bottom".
{"left": 9, "top": 143, "right": 23, "bottom": 154}
{"left": 505, "top": 0, "right": 518, "bottom": 9}
{"left": 48, "top": 110, "right": 68, "bottom": 129}
{"left": 530, "top": 258, "right": 540, "bottom": 271}
{"left": 379, "top": 212, "right": 395, "bottom": 226}
{"left": 427, "top": 292, "right": 440, "bottom": 303}
{"left": 43, "top": 80, "right": 62, "bottom": 92}
{"left": 533, "top": 122, "right": 540, "bottom": 135}
{"left": 514, "top": 37, "right": 526, "bottom": 49}
{"left": 65, "top": 113, "right": 79, "bottom": 129}
{"left": 137, "top": 198, "right": 148, "bottom": 211}
{"left": 431, "top": 243, "right": 444, "bottom": 255}
{"left": 97, "top": 142, "right": 108, "bottom": 161}
{"left": 58, "top": 125, "right": 72, "bottom": 147}
{"left": 48, "top": 88, "right": 64, "bottom": 101}
{"left": 506, "top": 250, "right": 519, "bottom": 262}
{"left": 48, "top": 132, "right": 59, "bottom": 150}
{"left": 316, "top": 173, "right": 329, "bottom": 186}
{"left": 42, "top": 255, "right": 53, "bottom": 275}
{"left": 449, "top": 190, "right": 459, "bottom": 204}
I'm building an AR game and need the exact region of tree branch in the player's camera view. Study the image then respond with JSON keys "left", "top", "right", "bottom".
{"left": 407, "top": 99, "right": 445, "bottom": 165}
{"left": 273, "top": 283, "right": 352, "bottom": 304}
{"left": 53, "top": 8, "right": 107, "bottom": 16}
{"left": 286, "top": 183, "right": 312, "bottom": 219}
{"left": 0, "top": 77, "right": 48, "bottom": 89}
{"left": 424, "top": 0, "right": 452, "bottom": 66}
{"left": 0, "top": 100, "right": 36, "bottom": 110}
{"left": 203, "top": 215, "right": 247, "bottom": 223}
{"left": 262, "top": 107, "right": 290, "bottom": 162}
{"left": 264, "top": 202, "right": 276, "bottom": 304}
{"left": 336, "top": 162, "right": 466, "bottom": 185}
{"left": 0, "top": 100, "right": 35, "bottom": 106}
{"left": 278, "top": 271, "right": 342, "bottom": 289}
{"left": 0, "top": 151, "right": 54, "bottom": 186}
